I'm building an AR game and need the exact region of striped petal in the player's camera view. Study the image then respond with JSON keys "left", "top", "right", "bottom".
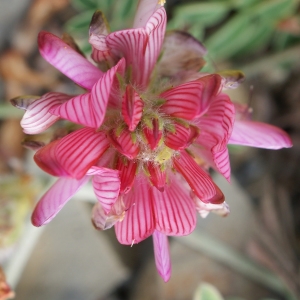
{"left": 92, "top": 167, "right": 120, "bottom": 214}
{"left": 51, "top": 93, "right": 96, "bottom": 128}
{"left": 109, "top": 128, "right": 140, "bottom": 159}
{"left": 164, "top": 122, "right": 199, "bottom": 151}
{"left": 38, "top": 31, "right": 103, "bottom": 90}
{"left": 193, "top": 93, "right": 235, "bottom": 181}
{"left": 20, "top": 92, "right": 71, "bottom": 134}
{"left": 153, "top": 172, "right": 196, "bottom": 235}
{"left": 160, "top": 75, "right": 221, "bottom": 120}
{"left": 31, "top": 176, "right": 89, "bottom": 226}
{"left": 56, "top": 128, "right": 109, "bottom": 179}
{"left": 116, "top": 157, "right": 138, "bottom": 194}
{"left": 34, "top": 140, "right": 69, "bottom": 177}
{"left": 35, "top": 129, "right": 109, "bottom": 179}
{"left": 115, "top": 175, "right": 155, "bottom": 245}
{"left": 145, "top": 162, "right": 166, "bottom": 191}
{"left": 107, "top": 8, "right": 166, "bottom": 89}
{"left": 229, "top": 120, "right": 292, "bottom": 149}
{"left": 142, "top": 117, "right": 163, "bottom": 150}
{"left": 91, "top": 59, "right": 125, "bottom": 127}
{"left": 152, "top": 231, "right": 171, "bottom": 282}
{"left": 133, "top": 0, "right": 162, "bottom": 28}
{"left": 173, "top": 151, "right": 222, "bottom": 204}
{"left": 122, "top": 85, "right": 144, "bottom": 131}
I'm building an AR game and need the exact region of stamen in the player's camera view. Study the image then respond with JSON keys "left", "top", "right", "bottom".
{"left": 158, "top": 0, "right": 166, "bottom": 6}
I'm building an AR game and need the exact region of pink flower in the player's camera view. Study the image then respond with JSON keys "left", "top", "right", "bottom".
{"left": 11, "top": 0, "right": 292, "bottom": 282}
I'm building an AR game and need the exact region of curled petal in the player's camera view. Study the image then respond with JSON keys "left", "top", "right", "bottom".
{"left": 193, "top": 93, "right": 235, "bottom": 181}
{"left": 32, "top": 176, "right": 89, "bottom": 226}
{"left": 115, "top": 175, "right": 155, "bottom": 245}
{"left": 152, "top": 231, "right": 171, "bottom": 282}
{"left": 133, "top": 0, "right": 162, "bottom": 28}
{"left": 153, "top": 172, "right": 196, "bottom": 235}
{"left": 173, "top": 151, "right": 222, "bottom": 204}
{"left": 36, "top": 128, "right": 109, "bottom": 179}
{"left": 229, "top": 120, "right": 292, "bottom": 149}
{"left": 109, "top": 128, "right": 140, "bottom": 159}
{"left": 122, "top": 85, "right": 144, "bottom": 131}
{"left": 145, "top": 162, "right": 166, "bottom": 191}
{"left": 92, "top": 168, "right": 120, "bottom": 214}
{"left": 116, "top": 157, "right": 138, "bottom": 194}
{"left": 160, "top": 75, "right": 221, "bottom": 120}
{"left": 34, "top": 140, "right": 69, "bottom": 177}
{"left": 91, "top": 58, "right": 126, "bottom": 127}
{"left": 142, "top": 117, "right": 163, "bottom": 150}
{"left": 51, "top": 93, "right": 96, "bottom": 127}
{"left": 38, "top": 32, "right": 103, "bottom": 90}
{"left": 165, "top": 122, "right": 199, "bottom": 150}
{"left": 107, "top": 8, "right": 166, "bottom": 89}
{"left": 20, "top": 93, "right": 71, "bottom": 134}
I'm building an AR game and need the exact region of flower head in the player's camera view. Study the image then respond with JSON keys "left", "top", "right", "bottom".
{"left": 11, "top": 0, "right": 292, "bottom": 282}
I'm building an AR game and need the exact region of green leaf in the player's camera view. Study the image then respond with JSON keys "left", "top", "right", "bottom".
{"left": 172, "top": 2, "right": 229, "bottom": 27}
{"left": 234, "top": 20, "right": 273, "bottom": 57}
{"left": 71, "top": 0, "right": 97, "bottom": 11}
{"left": 65, "top": 10, "right": 95, "bottom": 34}
{"left": 193, "top": 283, "right": 224, "bottom": 300}
{"left": 249, "top": 0, "right": 297, "bottom": 21}
{"left": 205, "top": 14, "right": 254, "bottom": 60}
{"left": 229, "top": 0, "right": 260, "bottom": 9}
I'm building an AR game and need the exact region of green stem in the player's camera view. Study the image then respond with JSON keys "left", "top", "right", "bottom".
{"left": 176, "top": 231, "right": 297, "bottom": 300}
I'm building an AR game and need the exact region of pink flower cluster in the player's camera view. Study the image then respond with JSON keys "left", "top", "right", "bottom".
{"left": 12, "top": 0, "right": 292, "bottom": 281}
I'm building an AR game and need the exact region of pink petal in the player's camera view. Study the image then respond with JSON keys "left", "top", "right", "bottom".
{"left": 51, "top": 93, "right": 96, "bottom": 127}
{"left": 116, "top": 157, "right": 138, "bottom": 194}
{"left": 56, "top": 128, "right": 109, "bottom": 179}
{"left": 152, "top": 230, "right": 171, "bottom": 282}
{"left": 142, "top": 117, "right": 163, "bottom": 150}
{"left": 34, "top": 140, "right": 69, "bottom": 177}
{"left": 153, "top": 172, "right": 196, "bottom": 235}
{"left": 109, "top": 128, "right": 140, "bottom": 159}
{"left": 229, "top": 120, "right": 292, "bottom": 149}
{"left": 38, "top": 31, "right": 103, "bottom": 90}
{"left": 143, "top": 7, "right": 166, "bottom": 88}
{"left": 92, "top": 168, "right": 120, "bottom": 214}
{"left": 145, "top": 162, "right": 166, "bottom": 191}
{"left": 160, "top": 75, "right": 221, "bottom": 120}
{"left": 133, "top": 0, "right": 162, "bottom": 28}
{"left": 21, "top": 92, "right": 71, "bottom": 134}
{"left": 91, "top": 59, "right": 125, "bottom": 127}
{"left": 173, "top": 151, "right": 222, "bottom": 204}
{"left": 115, "top": 175, "right": 155, "bottom": 245}
{"left": 31, "top": 176, "right": 89, "bottom": 226}
{"left": 52, "top": 59, "right": 125, "bottom": 128}
{"left": 193, "top": 93, "right": 235, "bottom": 181}
{"left": 106, "top": 8, "right": 166, "bottom": 89}
{"left": 122, "top": 85, "right": 144, "bottom": 131}
{"left": 35, "top": 129, "right": 109, "bottom": 179}
{"left": 164, "top": 122, "right": 199, "bottom": 151}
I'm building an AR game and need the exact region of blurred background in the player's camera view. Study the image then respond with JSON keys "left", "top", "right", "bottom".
{"left": 0, "top": 0, "right": 299, "bottom": 299}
